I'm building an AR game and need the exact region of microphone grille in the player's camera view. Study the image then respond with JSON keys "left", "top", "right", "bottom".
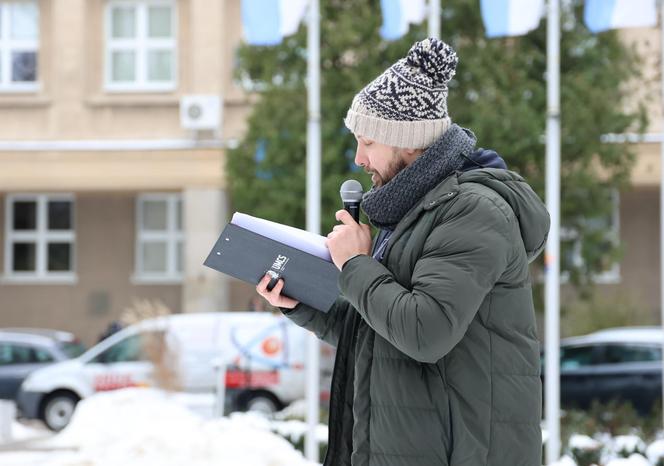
{"left": 340, "top": 179, "right": 364, "bottom": 202}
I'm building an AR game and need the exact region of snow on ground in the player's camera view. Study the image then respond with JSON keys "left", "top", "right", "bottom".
{"left": 271, "top": 419, "right": 328, "bottom": 444}
{"left": 604, "top": 454, "right": 651, "bottom": 466}
{"left": 550, "top": 453, "right": 656, "bottom": 466}
{"left": 9, "top": 419, "right": 51, "bottom": 443}
{"left": 569, "top": 433, "right": 602, "bottom": 451}
{"left": 0, "top": 451, "right": 81, "bottom": 466}
{"left": 647, "top": 439, "right": 664, "bottom": 464}
{"left": 549, "top": 455, "right": 577, "bottom": 466}
{"left": 0, "top": 388, "right": 320, "bottom": 466}
{"left": 612, "top": 435, "right": 647, "bottom": 454}
{"left": 274, "top": 398, "right": 307, "bottom": 420}
{"left": 548, "top": 433, "right": 664, "bottom": 466}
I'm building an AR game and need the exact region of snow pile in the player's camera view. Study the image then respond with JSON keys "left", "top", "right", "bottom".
{"left": 44, "top": 388, "right": 317, "bottom": 466}
{"left": 272, "top": 419, "right": 328, "bottom": 444}
{"left": 569, "top": 433, "right": 603, "bottom": 466}
{"left": 549, "top": 434, "right": 664, "bottom": 465}
{"left": 569, "top": 434, "right": 603, "bottom": 450}
{"left": 646, "top": 439, "right": 664, "bottom": 465}
{"left": 274, "top": 399, "right": 307, "bottom": 420}
{"left": 614, "top": 436, "right": 647, "bottom": 453}
{"left": 9, "top": 420, "right": 50, "bottom": 443}
{"left": 609, "top": 435, "right": 647, "bottom": 458}
{"left": 549, "top": 455, "right": 578, "bottom": 466}
{"left": 604, "top": 454, "right": 651, "bottom": 466}
{"left": 0, "top": 421, "right": 41, "bottom": 445}
{"left": 170, "top": 392, "right": 217, "bottom": 419}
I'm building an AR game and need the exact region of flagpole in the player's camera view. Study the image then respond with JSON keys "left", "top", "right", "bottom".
{"left": 545, "top": 0, "right": 561, "bottom": 463}
{"left": 428, "top": 0, "right": 440, "bottom": 38}
{"left": 305, "top": 0, "right": 321, "bottom": 461}
{"left": 659, "top": 0, "right": 664, "bottom": 432}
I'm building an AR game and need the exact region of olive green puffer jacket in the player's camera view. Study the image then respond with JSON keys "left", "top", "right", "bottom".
{"left": 284, "top": 168, "right": 549, "bottom": 466}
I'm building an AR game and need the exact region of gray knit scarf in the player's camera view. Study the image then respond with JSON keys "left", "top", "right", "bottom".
{"left": 361, "top": 124, "right": 477, "bottom": 230}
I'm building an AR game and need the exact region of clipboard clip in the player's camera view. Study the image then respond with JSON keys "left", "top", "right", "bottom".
{"left": 265, "top": 270, "right": 281, "bottom": 291}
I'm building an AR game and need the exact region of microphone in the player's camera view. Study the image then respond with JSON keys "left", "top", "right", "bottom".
{"left": 340, "top": 179, "right": 363, "bottom": 223}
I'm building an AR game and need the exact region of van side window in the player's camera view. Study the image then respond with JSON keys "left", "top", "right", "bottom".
{"left": 93, "top": 334, "right": 144, "bottom": 363}
{"left": 92, "top": 332, "right": 164, "bottom": 364}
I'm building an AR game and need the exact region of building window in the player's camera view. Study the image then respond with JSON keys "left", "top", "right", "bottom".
{"left": 105, "top": 0, "right": 176, "bottom": 92}
{"left": 0, "top": 1, "right": 39, "bottom": 91}
{"left": 561, "top": 190, "right": 620, "bottom": 284}
{"left": 135, "top": 194, "right": 183, "bottom": 282}
{"left": 4, "top": 194, "right": 75, "bottom": 281}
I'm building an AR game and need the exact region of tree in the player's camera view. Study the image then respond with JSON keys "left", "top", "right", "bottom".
{"left": 226, "top": 0, "right": 648, "bottom": 297}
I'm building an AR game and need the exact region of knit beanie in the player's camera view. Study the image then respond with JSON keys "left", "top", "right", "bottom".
{"left": 344, "top": 38, "right": 458, "bottom": 149}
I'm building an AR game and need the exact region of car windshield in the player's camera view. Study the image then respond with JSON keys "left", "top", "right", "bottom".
{"left": 58, "top": 341, "right": 86, "bottom": 358}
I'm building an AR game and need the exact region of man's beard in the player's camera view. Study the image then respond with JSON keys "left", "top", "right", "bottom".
{"left": 368, "top": 149, "right": 408, "bottom": 188}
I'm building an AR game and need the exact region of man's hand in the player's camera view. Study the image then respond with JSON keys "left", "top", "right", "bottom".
{"left": 256, "top": 274, "right": 300, "bottom": 309}
{"left": 326, "top": 209, "right": 372, "bottom": 270}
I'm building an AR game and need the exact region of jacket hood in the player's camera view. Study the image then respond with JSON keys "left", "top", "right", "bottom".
{"left": 460, "top": 148, "right": 508, "bottom": 172}
{"left": 458, "top": 168, "right": 550, "bottom": 262}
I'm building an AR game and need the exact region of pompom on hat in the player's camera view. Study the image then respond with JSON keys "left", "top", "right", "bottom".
{"left": 344, "top": 38, "right": 458, "bottom": 149}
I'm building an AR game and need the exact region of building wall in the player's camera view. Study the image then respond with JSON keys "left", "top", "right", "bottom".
{"left": 619, "top": 27, "right": 662, "bottom": 138}
{"left": 0, "top": 192, "right": 182, "bottom": 345}
{"left": 0, "top": 149, "right": 226, "bottom": 191}
{"left": 0, "top": 0, "right": 253, "bottom": 343}
{"left": 555, "top": 25, "right": 663, "bottom": 335}
{"left": 0, "top": 0, "right": 250, "bottom": 141}
{"left": 618, "top": 187, "right": 660, "bottom": 318}
{"left": 559, "top": 187, "right": 661, "bottom": 336}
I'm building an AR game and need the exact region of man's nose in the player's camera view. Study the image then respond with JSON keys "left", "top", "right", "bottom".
{"left": 354, "top": 145, "right": 367, "bottom": 167}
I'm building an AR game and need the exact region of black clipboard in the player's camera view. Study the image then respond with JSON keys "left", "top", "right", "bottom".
{"left": 204, "top": 223, "right": 340, "bottom": 312}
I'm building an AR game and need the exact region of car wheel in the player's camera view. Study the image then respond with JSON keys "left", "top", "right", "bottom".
{"left": 238, "top": 390, "right": 282, "bottom": 415}
{"left": 42, "top": 392, "right": 79, "bottom": 431}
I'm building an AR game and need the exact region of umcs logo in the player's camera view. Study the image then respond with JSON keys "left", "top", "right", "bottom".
{"left": 270, "top": 254, "right": 290, "bottom": 272}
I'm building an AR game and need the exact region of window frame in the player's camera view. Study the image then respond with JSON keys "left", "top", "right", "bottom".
{"left": 133, "top": 192, "right": 183, "bottom": 284}
{"left": 3, "top": 193, "right": 76, "bottom": 283}
{"left": 104, "top": 0, "right": 177, "bottom": 93}
{"left": 0, "top": 0, "right": 40, "bottom": 92}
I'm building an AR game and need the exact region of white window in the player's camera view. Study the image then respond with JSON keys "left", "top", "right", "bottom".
{"left": 0, "top": 1, "right": 39, "bottom": 91}
{"left": 105, "top": 0, "right": 176, "bottom": 92}
{"left": 561, "top": 190, "right": 620, "bottom": 284}
{"left": 4, "top": 194, "right": 76, "bottom": 282}
{"left": 134, "top": 194, "right": 183, "bottom": 283}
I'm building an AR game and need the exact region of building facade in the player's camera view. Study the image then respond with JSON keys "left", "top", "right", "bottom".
{"left": 557, "top": 25, "right": 664, "bottom": 334}
{"left": 0, "top": 0, "right": 255, "bottom": 344}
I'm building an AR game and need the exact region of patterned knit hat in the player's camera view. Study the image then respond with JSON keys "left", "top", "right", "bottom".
{"left": 344, "top": 38, "right": 458, "bottom": 149}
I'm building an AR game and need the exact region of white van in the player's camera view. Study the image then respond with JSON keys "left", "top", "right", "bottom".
{"left": 16, "top": 312, "right": 334, "bottom": 430}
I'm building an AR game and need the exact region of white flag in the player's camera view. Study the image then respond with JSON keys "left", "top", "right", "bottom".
{"left": 585, "top": 0, "right": 657, "bottom": 33}
{"left": 480, "top": 0, "right": 545, "bottom": 38}
{"left": 380, "top": 0, "right": 427, "bottom": 41}
{"left": 242, "top": 0, "right": 309, "bottom": 46}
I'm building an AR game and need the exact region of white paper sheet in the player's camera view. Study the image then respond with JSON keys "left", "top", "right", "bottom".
{"left": 231, "top": 212, "right": 332, "bottom": 262}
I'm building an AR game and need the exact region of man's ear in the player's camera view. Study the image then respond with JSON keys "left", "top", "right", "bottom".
{"left": 402, "top": 148, "right": 424, "bottom": 165}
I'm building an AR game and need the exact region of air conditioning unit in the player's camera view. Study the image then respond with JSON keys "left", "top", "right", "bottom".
{"left": 180, "top": 95, "right": 222, "bottom": 131}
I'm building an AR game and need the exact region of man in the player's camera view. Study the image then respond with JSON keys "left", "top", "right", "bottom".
{"left": 257, "top": 37, "right": 549, "bottom": 466}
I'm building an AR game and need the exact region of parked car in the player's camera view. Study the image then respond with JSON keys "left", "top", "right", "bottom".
{"left": 542, "top": 326, "right": 662, "bottom": 414}
{"left": 17, "top": 312, "right": 334, "bottom": 431}
{"left": 0, "top": 328, "right": 85, "bottom": 401}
